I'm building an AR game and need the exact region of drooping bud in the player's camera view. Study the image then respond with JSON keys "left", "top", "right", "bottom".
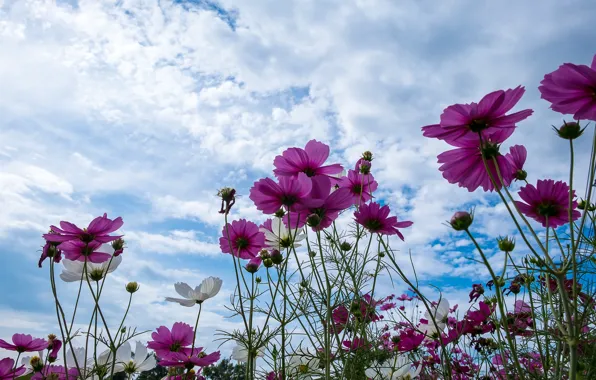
{"left": 449, "top": 211, "right": 474, "bottom": 231}
{"left": 126, "top": 282, "right": 140, "bottom": 293}
{"left": 306, "top": 213, "right": 321, "bottom": 228}
{"left": 553, "top": 121, "right": 585, "bottom": 140}
{"left": 497, "top": 236, "right": 515, "bottom": 252}
{"left": 270, "top": 249, "right": 283, "bottom": 265}
{"left": 217, "top": 187, "right": 236, "bottom": 215}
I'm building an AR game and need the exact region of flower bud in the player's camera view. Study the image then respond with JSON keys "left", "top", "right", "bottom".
{"left": 255, "top": 276, "right": 262, "bottom": 283}
{"left": 245, "top": 260, "right": 261, "bottom": 273}
{"left": 274, "top": 209, "right": 286, "bottom": 218}
{"left": 112, "top": 238, "right": 125, "bottom": 256}
{"left": 309, "top": 251, "right": 317, "bottom": 258}
{"left": 362, "top": 151, "right": 373, "bottom": 162}
{"left": 47, "top": 334, "right": 57, "bottom": 341}
{"left": 306, "top": 213, "right": 321, "bottom": 228}
{"left": 497, "top": 236, "right": 515, "bottom": 252}
{"left": 339, "top": 241, "right": 352, "bottom": 251}
{"left": 578, "top": 199, "right": 587, "bottom": 210}
{"left": 379, "top": 252, "right": 385, "bottom": 258}
{"left": 217, "top": 187, "right": 236, "bottom": 215}
{"left": 300, "top": 280, "right": 308, "bottom": 288}
{"left": 126, "top": 281, "right": 139, "bottom": 293}
{"left": 121, "top": 327, "right": 127, "bottom": 334}
{"left": 270, "top": 249, "right": 283, "bottom": 265}
{"left": 508, "top": 282, "right": 521, "bottom": 295}
{"left": 259, "top": 249, "right": 270, "bottom": 259}
{"left": 30, "top": 356, "right": 43, "bottom": 372}
{"left": 263, "top": 258, "right": 274, "bottom": 268}
{"left": 514, "top": 169, "right": 527, "bottom": 181}
{"left": 554, "top": 121, "right": 584, "bottom": 140}
{"left": 588, "top": 203, "right": 596, "bottom": 212}
{"left": 449, "top": 211, "right": 473, "bottom": 231}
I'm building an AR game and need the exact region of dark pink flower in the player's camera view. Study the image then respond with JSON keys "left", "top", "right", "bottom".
{"left": 505, "top": 145, "right": 527, "bottom": 181}
{"left": 31, "top": 365, "right": 79, "bottom": 380}
{"left": 158, "top": 350, "right": 220, "bottom": 368}
{"left": 380, "top": 302, "right": 396, "bottom": 311}
{"left": 354, "top": 202, "right": 412, "bottom": 240}
{"left": 38, "top": 238, "right": 62, "bottom": 268}
{"left": 469, "top": 284, "right": 484, "bottom": 303}
{"left": 332, "top": 305, "right": 349, "bottom": 328}
{"left": 342, "top": 337, "right": 368, "bottom": 351}
{"left": 397, "top": 294, "right": 413, "bottom": 301}
{"left": 515, "top": 179, "right": 581, "bottom": 228}
{"left": 219, "top": 219, "right": 265, "bottom": 260}
{"left": 47, "top": 338, "right": 62, "bottom": 362}
{"left": 147, "top": 322, "right": 194, "bottom": 359}
{"left": 422, "top": 86, "right": 533, "bottom": 146}
{"left": 0, "top": 334, "right": 47, "bottom": 353}
{"left": 285, "top": 176, "right": 353, "bottom": 231}
{"left": 266, "top": 371, "right": 282, "bottom": 380}
{"left": 514, "top": 300, "right": 531, "bottom": 314}
{"left": 0, "top": 358, "right": 25, "bottom": 380}
{"left": 249, "top": 173, "right": 312, "bottom": 214}
{"left": 43, "top": 213, "right": 123, "bottom": 244}
{"left": 397, "top": 328, "right": 425, "bottom": 352}
{"left": 338, "top": 170, "right": 378, "bottom": 205}
{"left": 539, "top": 54, "right": 596, "bottom": 121}
{"left": 273, "top": 139, "right": 343, "bottom": 178}
{"left": 58, "top": 240, "right": 113, "bottom": 263}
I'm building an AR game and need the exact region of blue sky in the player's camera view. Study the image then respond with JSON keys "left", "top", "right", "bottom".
{"left": 1, "top": 0, "right": 596, "bottom": 360}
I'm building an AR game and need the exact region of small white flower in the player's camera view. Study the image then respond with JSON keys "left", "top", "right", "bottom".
{"left": 165, "top": 277, "right": 223, "bottom": 307}
{"left": 231, "top": 343, "right": 265, "bottom": 362}
{"left": 287, "top": 352, "right": 321, "bottom": 379}
{"left": 260, "top": 217, "right": 306, "bottom": 250}
{"left": 114, "top": 341, "right": 156, "bottom": 375}
{"left": 60, "top": 256, "right": 122, "bottom": 282}
{"left": 365, "top": 355, "right": 421, "bottom": 379}
{"left": 420, "top": 298, "right": 450, "bottom": 336}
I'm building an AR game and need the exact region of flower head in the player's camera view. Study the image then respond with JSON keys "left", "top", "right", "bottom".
{"left": 0, "top": 334, "right": 47, "bottom": 353}
{"left": 365, "top": 355, "right": 421, "bottom": 380}
{"left": 219, "top": 219, "right": 265, "bottom": 260}
{"left": 58, "top": 240, "right": 113, "bottom": 263}
{"left": 165, "top": 277, "right": 223, "bottom": 307}
{"left": 539, "top": 54, "right": 596, "bottom": 121}
{"left": 147, "top": 322, "right": 194, "bottom": 359}
{"left": 515, "top": 179, "right": 581, "bottom": 228}
{"left": 260, "top": 218, "right": 306, "bottom": 250}
{"left": 354, "top": 202, "right": 413, "bottom": 240}
{"left": 158, "top": 350, "right": 220, "bottom": 369}
{"left": 273, "top": 139, "right": 343, "bottom": 178}
{"left": 422, "top": 86, "right": 533, "bottom": 146}
{"left": 43, "top": 213, "right": 123, "bottom": 245}
{"left": 0, "top": 358, "right": 26, "bottom": 380}
{"left": 38, "top": 236, "right": 62, "bottom": 268}
{"left": 114, "top": 341, "right": 157, "bottom": 375}
{"left": 31, "top": 365, "right": 79, "bottom": 380}
{"left": 59, "top": 254, "right": 122, "bottom": 282}
{"left": 338, "top": 169, "right": 378, "bottom": 205}
{"left": 505, "top": 145, "right": 527, "bottom": 181}
{"left": 250, "top": 174, "right": 312, "bottom": 214}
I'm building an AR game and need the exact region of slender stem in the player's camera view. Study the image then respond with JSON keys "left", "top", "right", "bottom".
{"left": 191, "top": 303, "right": 203, "bottom": 353}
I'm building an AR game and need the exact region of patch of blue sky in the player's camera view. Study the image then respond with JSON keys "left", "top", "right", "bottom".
{"left": 173, "top": 0, "right": 238, "bottom": 30}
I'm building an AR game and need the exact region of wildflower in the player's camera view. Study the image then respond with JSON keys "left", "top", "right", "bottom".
{"left": 539, "top": 54, "right": 596, "bottom": 121}
{"left": 46, "top": 336, "right": 61, "bottom": 363}
{"left": 365, "top": 354, "right": 421, "bottom": 379}
{"left": 231, "top": 343, "right": 265, "bottom": 367}
{"left": 422, "top": 86, "right": 533, "bottom": 146}
{"left": 165, "top": 277, "right": 223, "bottom": 307}
{"left": 380, "top": 302, "right": 396, "bottom": 311}
{"left": 273, "top": 139, "right": 343, "bottom": 179}
{"left": 497, "top": 236, "right": 515, "bottom": 252}
{"left": 58, "top": 240, "right": 113, "bottom": 263}
{"left": 260, "top": 218, "right": 306, "bottom": 250}
{"left": 504, "top": 145, "right": 527, "bottom": 181}
{"left": 250, "top": 174, "right": 312, "bottom": 214}
{"left": 30, "top": 365, "right": 79, "bottom": 380}
{"left": 147, "top": 322, "right": 194, "bottom": 359}
{"left": 217, "top": 187, "right": 236, "bottom": 215}
{"left": 219, "top": 219, "right": 265, "bottom": 260}
{"left": 287, "top": 352, "right": 321, "bottom": 379}
{"left": 38, "top": 235, "right": 62, "bottom": 268}
{"left": 420, "top": 298, "right": 450, "bottom": 337}
{"left": 158, "top": 350, "right": 220, "bottom": 368}
{"left": 515, "top": 179, "right": 581, "bottom": 228}
{"left": 245, "top": 257, "right": 262, "bottom": 273}
{"left": 469, "top": 284, "right": 484, "bottom": 303}
{"left": 0, "top": 358, "right": 26, "bottom": 380}
{"left": 0, "top": 334, "right": 47, "bottom": 353}
{"left": 111, "top": 341, "right": 156, "bottom": 375}
{"left": 338, "top": 169, "right": 378, "bottom": 205}
{"left": 354, "top": 202, "right": 413, "bottom": 240}
{"left": 356, "top": 158, "right": 372, "bottom": 174}
{"left": 59, "top": 255, "right": 122, "bottom": 282}
{"left": 342, "top": 337, "right": 368, "bottom": 351}
{"left": 449, "top": 211, "right": 473, "bottom": 231}
{"left": 43, "top": 213, "right": 123, "bottom": 245}
{"left": 126, "top": 282, "right": 140, "bottom": 293}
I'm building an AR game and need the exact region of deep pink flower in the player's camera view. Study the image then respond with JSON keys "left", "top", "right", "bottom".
{"left": 332, "top": 305, "right": 349, "bottom": 332}
{"left": 219, "top": 219, "right": 265, "bottom": 260}
{"left": 43, "top": 213, "right": 123, "bottom": 244}
{"left": 504, "top": 145, "right": 527, "bottom": 181}
{"left": 249, "top": 173, "right": 312, "bottom": 214}
{"left": 266, "top": 371, "right": 282, "bottom": 380}
{"left": 38, "top": 238, "right": 62, "bottom": 268}
{"left": 437, "top": 136, "right": 515, "bottom": 192}
{"left": 47, "top": 338, "right": 62, "bottom": 362}
{"left": 342, "top": 337, "right": 368, "bottom": 351}
{"left": 260, "top": 219, "right": 273, "bottom": 233}
{"left": 514, "top": 300, "right": 531, "bottom": 314}
{"left": 465, "top": 302, "right": 493, "bottom": 324}
{"left": 285, "top": 176, "right": 353, "bottom": 231}
{"left": 422, "top": 86, "right": 532, "bottom": 146}
{"left": 0, "top": 334, "right": 47, "bottom": 353}
{"left": 245, "top": 257, "right": 262, "bottom": 273}
{"left": 354, "top": 202, "right": 412, "bottom": 240}
{"left": 0, "top": 358, "right": 25, "bottom": 380}
{"left": 31, "top": 365, "right": 79, "bottom": 380}
{"left": 539, "top": 54, "right": 596, "bottom": 121}
{"left": 469, "top": 284, "right": 484, "bottom": 303}
{"left": 380, "top": 302, "right": 396, "bottom": 311}
{"left": 147, "top": 322, "right": 194, "bottom": 359}
{"left": 273, "top": 139, "right": 343, "bottom": 178}
{"left": 58, "top": 240, "right": 113, "bottom": 263}
{"left": 397, "top": 328, "right": 425, "bottom": 352}
{"left": 397, "top": 294, "right": 413, "bottom": 301}
{"left": 338, "top": 169, "right": 378, "bottom": 205}
{"left": 515, "top": 179, "right": 581, "bottom": 228}
{"left": 158, "top": 350, "right": 220, "bottom": 368}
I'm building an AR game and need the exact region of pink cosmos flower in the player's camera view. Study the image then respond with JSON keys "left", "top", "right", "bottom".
{"left": 219, "top": 219, "right": 265, "bottom": 260}
{"left": 505, "top": 145, "right": 527, "bottom": 181}
{"left": 353, "top": 202, "right": 413, "bottom": 240}
{"left": 0, "top": 334, "right": 47, "bottom": 353}
{"left": 266, "top": 372, "right": 281, "bottom": 380}
{"left": 338, "top": 169, "right": 378, "bottom": 205}
{"left": 380, "top": 302, "right": 396, "bottom": 311}
{"left": 422, "top": 86, "right": 533, "bottom": 146}
{"left": 43, "top": 213, "right": 123, "bottom": 244}
{"left": 0, "top": 358, "right": 25, "bottom": 380}
{"left": 285, "top": 176, "right": 353, "bottom": 231}
{"left": 397, "top": 294, "right": 413, "bottom": 301}
{"left": 38, "top": 238, "right": 62, "bottom": 268}
{"left": 147, "top": 322, "right": 194, "bottom": 359}
{"left": 397, "top": 328, "right": 425, "bottom": 352}
{"left": 515, "top": 179, "right": 581, "bottom": 228}
{"left": 249, "top": 173, "right": 312, "bottom": 214}
{"left": 47, "top": 338, "right": 62, "bottom": 362}
{"left": 332, "top": 305, "right": 349, "bottom": 327}
{"left": 31, "top": 365, "right": 79, "bottom": 380}
{"left": 342, "top": 337, "right": 368, "bottom": 351}
{"left": 158, "top": 350, "right": 220, "bottom": 368}
{"left": 58, "top": 240, "right": 113, "bottom": 263}
{"left": 539, "top": 54, "right": 596, "bottom": 121}
{"left": 273, "top": 139, "right": 343, "bottom": 178}
{"left": 514, "top": 300, "right": 531, "bottom": 314}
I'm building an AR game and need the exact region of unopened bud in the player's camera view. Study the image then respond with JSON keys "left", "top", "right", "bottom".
{"left": 306, "top": 213, "right": 321, "bottom": 228}
{"left": 30, "top": 356, "right": 43, "bottom": 372}
{"left": 259, "top": 249, "right": 270, "bottom": 259}
{"left": 126, "top": 282, "right": 139, "bottom": 293}
{"left": 578, "top": 199, "right": 587, "bottom": 210}
{"left": 497, "top": 236, "right": 515, "bottom": 252}
{"left": 514, "top": 169, "right": 527, "bottom": 181}
{"left": 554, "top": 121, "right": 584, "bottom": 140}
{"left": 270, "top": 249, "right": 283, "bottom": 265}
{"left": 449, "top": 211, "right": 473, "bottom": 231}
{"left": 256, "top": 276, "right": 262, "bottom": 283}
{"left": 339, "top": 241, "right": 352, "bottom": 251}
{"left": 309, "top": 251, "right": 317, "bottom": 258}
{"left": 274, "top": 209, "right": 286, "bottom": 218}
{"left": 362, "top": 151, "right": 373, "bottom": 162}
{"left": 112, "top": 238, "right": 125, "bottom": 256}
{"left": 263, "top": 258, "right": 274, "bottom": 268}
{"left": 245, "top": 261, "right": 260, "bottom": 273}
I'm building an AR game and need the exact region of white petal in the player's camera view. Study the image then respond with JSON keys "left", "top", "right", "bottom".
{"left": 137, "top": 355, "right": 156, "bottom": 372}
{"left": 98, "top": 349, "right": 113, "bottom": 365}
{"left": 105, "top": 255, "right": 123, "bottom": 273}
{"left": 174, "top": 282, "right": 193, "bottom": 299}
{"left": 200, "top": 277, "right": 222, "bottom": 299}
{"left": 133, "top": 341, "right": 148, "bottom": 366}
{"left": 60, "top": 271, "right": 84, "bottom": 282}
{"left": 116, "top": 341, "right": 132, "bottom": 362}
{"left": 165, "top": 297, "right": 196, "bottom": 307}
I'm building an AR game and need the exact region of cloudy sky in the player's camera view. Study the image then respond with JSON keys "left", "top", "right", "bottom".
{"left": 1, "top": 0, "right": 595, "bottom": 363}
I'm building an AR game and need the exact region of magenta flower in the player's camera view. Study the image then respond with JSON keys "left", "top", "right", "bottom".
{"left": 342, "top": 337, "right": 367, "bottom": 351}
{"left": 158, "top": 350, "right": 221, "bottom": 368}
{"left": 147, "top": 322, "right": 194, "bottom": 359}
{"left": 249, "top": 173, "right": 312, "bottom": 214}
{"left": 0, "top": 358, "right": 25, "bottom": 380}
{"left": 354, "top": 202, "right": 413, "bottom": 240}
{"left": 47, "top": 338, "right": 62, "bottom": 362}
{"left": 505, "top": 144, "right": 527, "bottom": 181}
{"left": 273, "top": 139, "right": 343, "bottom": 178}
{"left": 0, "top": 334, "right": 47, "bottom": 353}
{"left": 58, "top": 240, "right": 113, "bottom": 263}
{"left": 219, "top": 219, "right": 265, "bottom": 260}
{"left": 422, "top": 86, "right": 533, "bottom": 146}
{"left": 43, "top": 213, "right": 123, "bottom": 244}
{"left": 397, "top": 328, "right": 425, "bottom": 352}
{"left": 338, "top": 169, "right": 378, "bottom": 205}
{"left": 38, "top": 239, "right": 62, "bottom": 268}
{"left": 285, "top": 176, "right": 353, "bottom": 231}
{"left": 380, "top": 302, "right": 396, "bottom": 311}
{"left": 468, "top": 284, "right": 484, "bottom": 303}
{"left": 515, "top": 179, "right": 581, "bottom": 228}
{"left": 332, "top": 305, "right": 349, "bottom": 326}
{"left": 31, "top": 365, "right": 79, "bottom": 380}
{"left": 539, "top": 54, "right": 596, "bottom": 121}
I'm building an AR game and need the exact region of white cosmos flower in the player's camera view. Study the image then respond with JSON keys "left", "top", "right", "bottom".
{"left": 114, "top": 341, "right": 156, "bottom": 375}
{"left": 165, "top": 277, "right": 223, "bottom": 307}
{"left": 287, "top": 352, "right": 321, "bottom": 379}
{"left": 365, "top": 355, "right": 421, "bottom": 379}
{"left": 231, "top": 343, "right": 265, "bottom": 362}
{"left": 60, "top": 255, "right": 122, "bottom": 282}
{"left": 260, "top": 217, "right": 306, "bottom": 250}
{"left": 420, "top": 298, "right": 450, "bottom": 337}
